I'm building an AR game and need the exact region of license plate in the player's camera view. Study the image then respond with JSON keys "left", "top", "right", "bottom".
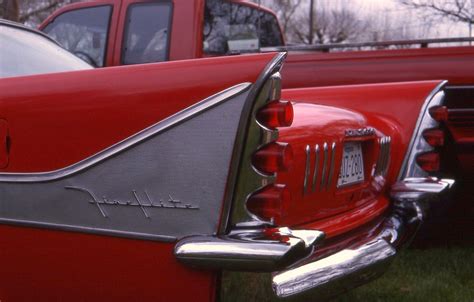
{"left": 337, "top": 142, "right": 365, "bottom": 187}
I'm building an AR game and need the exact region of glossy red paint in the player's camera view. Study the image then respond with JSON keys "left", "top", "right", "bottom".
{"left": 0, "top": 225, "right": 216, "bottom": 302}
{"left": 0, "top": 53, "right": 274, "bottom": 172}
{"left": 281, "top": 47, "right": 474, "bottom": 89}
{"left": 277, "top": 81, "right": 444, "bottom": 236}
{"left": 282, "top": 81, "right": 444, "bottom": 188}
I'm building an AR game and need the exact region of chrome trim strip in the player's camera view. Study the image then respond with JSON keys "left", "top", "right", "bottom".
{"left": 320, "top": 142, "right": 328, "bottom": 190}
{"left": 384, "top": 137, "right": 391, "bottom": 175}
{"left": 0, "top": 83, "right": 251, "bottom": 183}
{"left": 303, "top": 145, "right": 311, "bottom": 194}
{"left": 326, "top": 142, "right": 336, "bottom": 189}
{"left": 397, "top": 81, "right": 447, "bottom": 180}
{"left": 376, "top": 136, "right": 391, "bottom": 176}
{"left": 0, "top": 218, "right": 176, "bottom": 242}
{"left": 311, "top": 144, "right": 320, "bottom": 192}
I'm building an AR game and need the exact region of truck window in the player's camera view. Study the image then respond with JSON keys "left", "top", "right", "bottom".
{"left": 203, "top": 0, "right": 283, "bottom": 55}
{"left": 122, "top": 2, "right": 172, "bottom": 65}
{"left": 43, "top": 6, "right": 111, "bottom": 67}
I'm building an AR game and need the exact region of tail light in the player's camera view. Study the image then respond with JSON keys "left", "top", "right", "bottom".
{"left": 398, "top": 87, "right": 447, "bottom": 179}
{"left": 429, "top": 106, "right": 449, "bottom": 122}
{"left": 423, "top": 129, "right": 445, "bottom": 147}
{"left": 252, "top": 142, "right": 293, "bottom": 174}
{"left": 416, "top": 152, "right": 440, "bottom": 172}
{"left": 246, "top": 184, "right": 290, "bottom": 223}
{"left": 257, "top": 100, "right": 294, "bottom": 129}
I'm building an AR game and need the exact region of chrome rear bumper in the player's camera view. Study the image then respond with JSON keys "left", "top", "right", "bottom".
{"left": 175, "top": 177, "right": 454, "bottom": 300}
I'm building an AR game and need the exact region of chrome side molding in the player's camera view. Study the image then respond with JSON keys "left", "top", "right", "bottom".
{"left": 174, "top": 227, "right": 325, "bottom": 272}
{"left": 390, "top": 177, "right": 455, "bottom": 202}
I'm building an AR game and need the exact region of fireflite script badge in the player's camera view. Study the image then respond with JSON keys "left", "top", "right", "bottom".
{"left": 66, "top": 186, "right": 199, "bottom": 218}
{"left": 345, "top": 127, "right": 375, "bottom": 137}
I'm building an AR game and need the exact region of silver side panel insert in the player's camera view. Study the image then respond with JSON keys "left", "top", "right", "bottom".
{"left": 0, "top": 83, "right": 251, "bottom": 241}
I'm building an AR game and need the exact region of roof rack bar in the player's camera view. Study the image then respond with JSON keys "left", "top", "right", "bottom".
{"left": 261, "top": 37, "right": 474, "bottom": 53}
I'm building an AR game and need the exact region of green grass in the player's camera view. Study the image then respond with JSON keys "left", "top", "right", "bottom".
{"left": 335, "top": 247, "right": 474, "bottom": 302}
{"left": 221, "top": 247, "right": 474, "bottom": 302}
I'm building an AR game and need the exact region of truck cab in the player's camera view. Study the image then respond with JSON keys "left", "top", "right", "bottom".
{"left": 39, "top": 0, "right": 284, "bottom": 67}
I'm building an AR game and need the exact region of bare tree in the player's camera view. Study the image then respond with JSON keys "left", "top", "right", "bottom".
{"left": 252, "top": 0, "right": 302, "bottom": 42}
{"left": 0, "top": 0, "right": 79, "bottom": 27}
{"left": 0, "top": 0, "right": 19, "bottom": 21}
{"left": 398, "top": 0, "right": 473, "bottom": 24}
{"left": 290, "top": 7, "right": 370, "bottom": 44}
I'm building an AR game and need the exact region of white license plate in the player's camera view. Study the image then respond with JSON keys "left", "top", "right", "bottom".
{"left": 337, "top": 142, "right": 365, "bottom": 187}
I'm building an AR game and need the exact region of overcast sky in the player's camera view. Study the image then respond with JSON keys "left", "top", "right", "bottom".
{"left": 284, "top": 0, "right": 471, "bottom": 39}
{"left": 332, "top": 0, "right": 468, "bottom": 37}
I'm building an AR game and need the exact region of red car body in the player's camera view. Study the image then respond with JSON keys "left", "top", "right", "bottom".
{"left": 0, "top": 0, "right": 471, "bottom": 299}
{"left": 39, "top": 0, "right": 474, "bottom": 177}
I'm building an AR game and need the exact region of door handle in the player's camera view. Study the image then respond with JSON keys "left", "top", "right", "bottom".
{"left": 0, "top": 119, "right": 9, "bottom": 168}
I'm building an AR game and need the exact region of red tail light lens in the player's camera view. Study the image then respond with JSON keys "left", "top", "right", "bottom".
{"left": 416, "top": 152, "right": 440, "bottom": 172}
{"left": 429, "top": 106, "right": 448, "bottom": 122}
{"left": 252, "top": 142, "right": 293, "bottom": 174}
{"left": 423, "top": 129, "right": 445, "bottom": 147}
{"left": 246, "top": 184, "right": 290, "bottom": 223}
{"left": 257, "top": 101, "right": 294, "bottom": 129}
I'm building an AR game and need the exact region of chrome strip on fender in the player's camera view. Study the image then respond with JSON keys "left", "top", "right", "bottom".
{"left": 320, "top": 142, "right": 328, "bottom": 190}
{"left": 326, "top": 142, "right": 336, "bottom": 189}
{"left": 311, "top": 144, "right": 320, "bottom": 192}
{"left": 303, "top": 145, "right": 311, "bottom": 194}
{"left": 0, "top": 83, "right": 251, "bottom": 183}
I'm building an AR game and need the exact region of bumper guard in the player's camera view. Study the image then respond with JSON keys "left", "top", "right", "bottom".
{"left": 175, "top": 177, "right": 454, "bottom": 299}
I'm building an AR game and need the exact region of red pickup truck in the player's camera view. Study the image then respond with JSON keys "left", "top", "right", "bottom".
{"left": 41, "top": 0, "right": 473, "bottom": 236}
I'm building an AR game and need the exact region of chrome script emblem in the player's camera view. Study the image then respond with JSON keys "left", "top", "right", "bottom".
{"left": 345, "top": 127, "right": 375, "bottom": 137}
{"left": 66, "top": 186, "right": 199, "bottom": 218}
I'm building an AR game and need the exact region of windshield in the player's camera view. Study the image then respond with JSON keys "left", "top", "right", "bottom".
{"left": 0, "top": 24, "right": 92, "bottom": 78}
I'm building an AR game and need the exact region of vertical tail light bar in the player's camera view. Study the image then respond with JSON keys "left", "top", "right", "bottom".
{"left": 224, "top": 53, "right": 295, "bottom": 227}
{"left": 398, "top": 82, "right": 448, "bottom": 179}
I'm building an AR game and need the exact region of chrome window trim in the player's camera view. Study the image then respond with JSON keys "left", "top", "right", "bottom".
{"left": 397, "top": 80, "right": 447, "bottom": 180}
{"left": 0, "top": 83, "right": 251, "bottom": 183}
{"left": 1, "top": 19, "right": 59, "bottom": 45}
